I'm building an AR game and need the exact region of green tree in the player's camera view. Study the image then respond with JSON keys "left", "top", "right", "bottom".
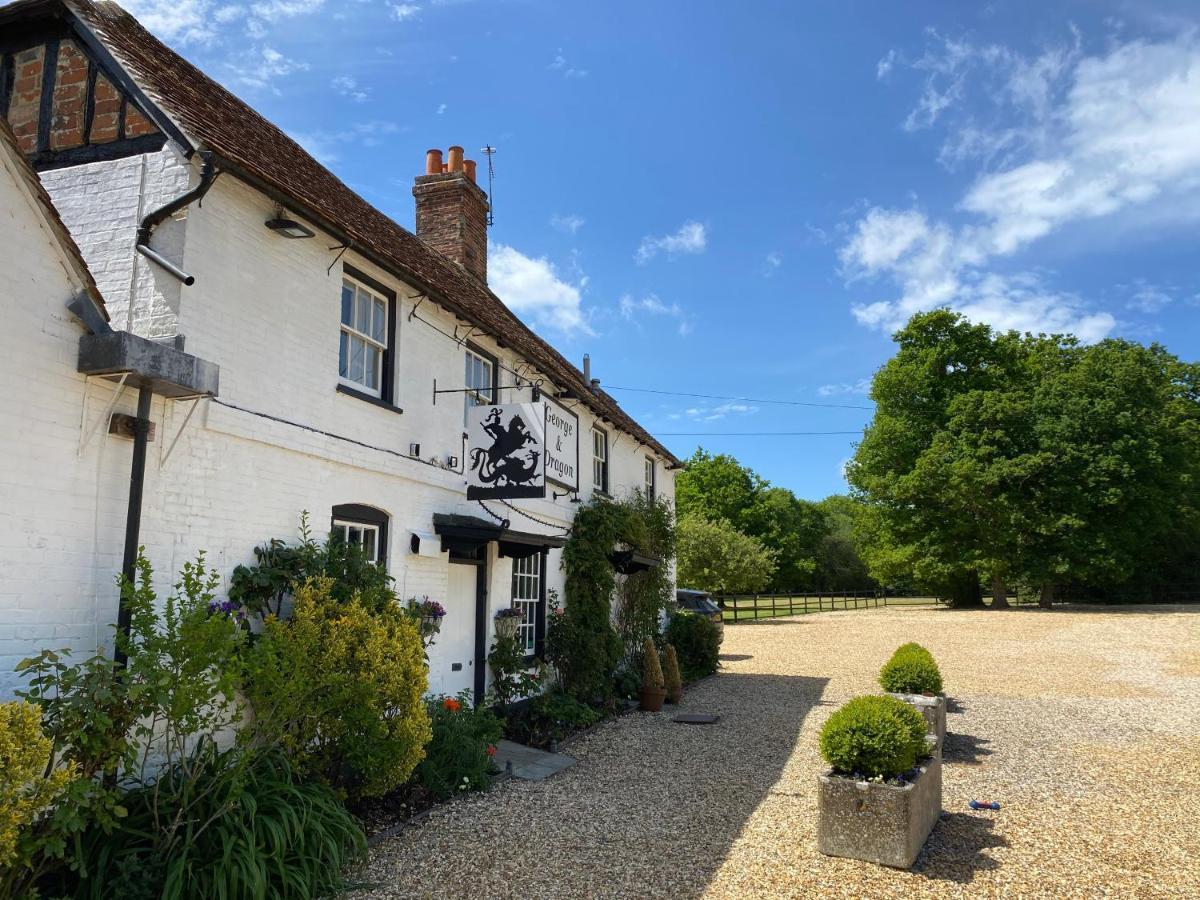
{"left": 675, "top": 449, "right": 763, "bottom": 526}
{"left": 813, "top": 495, "right": 875, "bottom": 590}
{"left": 676, "top": 513, "right": 778, "bottom": 594}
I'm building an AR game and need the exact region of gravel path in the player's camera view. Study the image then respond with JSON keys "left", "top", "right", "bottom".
{"left": 350, "top": 605, "right": 1200, "bottom": 899}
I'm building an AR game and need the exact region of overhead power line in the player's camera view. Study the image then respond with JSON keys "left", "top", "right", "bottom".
{"left": 653, "top": 430, "right": 864, "bottom": 437}
{"left": 603, "top": 385, "right": 873, "bottom": 410}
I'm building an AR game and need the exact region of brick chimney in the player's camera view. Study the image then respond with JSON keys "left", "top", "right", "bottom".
{"left": 413, "top": 146, "right": 490, "bottom": 283}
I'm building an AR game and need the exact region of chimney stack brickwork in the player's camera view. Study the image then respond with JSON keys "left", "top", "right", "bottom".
{"left": 413, "top": 146, "right": 490, "bottom": 284}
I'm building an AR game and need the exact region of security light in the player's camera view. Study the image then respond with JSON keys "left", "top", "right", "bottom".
{"left": 265, "top": 215, "right": 315, "bottom": 239}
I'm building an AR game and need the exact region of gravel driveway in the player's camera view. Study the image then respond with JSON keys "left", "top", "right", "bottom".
{"left": 350, "top": 605, "right": 1200, "bottom": 899}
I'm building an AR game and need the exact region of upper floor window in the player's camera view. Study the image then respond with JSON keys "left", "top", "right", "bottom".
{"left": 592, "top": 427, "right": 609, "bottom": 493}
{"left": 464, "top": 345, "right": 497, "bottom": 423}
{"left": 330, "top": 503, "right": 389, "bottom": 568}
{"left": 339, "top": 269, "right": 395, "bottom": 401}
{"left": 644, "top": 456, "right": 656, "bottom": 501}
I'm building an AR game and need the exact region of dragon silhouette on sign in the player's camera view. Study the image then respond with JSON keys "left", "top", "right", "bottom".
{"left": 468, "top": 407, "right": 542, "bottom": 496}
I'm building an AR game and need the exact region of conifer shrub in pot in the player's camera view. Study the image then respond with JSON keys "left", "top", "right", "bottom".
{"left": 638, "top": 638, "right": 666, "bottom": 712}
{"left": 663, "top": 645, "right": 684, "bottom": 704}
{"left": 816, "top": 695, "right": 941, "bottom": 869}
{"left": 879, "top": 643, "right": 946, "bottom": 751}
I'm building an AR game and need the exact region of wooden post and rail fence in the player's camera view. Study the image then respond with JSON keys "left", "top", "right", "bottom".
{"left": 711, "top": 589, "right": 1042, "bottom": 622}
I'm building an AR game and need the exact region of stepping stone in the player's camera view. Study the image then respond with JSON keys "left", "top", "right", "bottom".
{"left": 493, "top": 739, "right": 576, "bottom": 781}
{"left": 672, "top": 713, "right": 720, "bottom": 724}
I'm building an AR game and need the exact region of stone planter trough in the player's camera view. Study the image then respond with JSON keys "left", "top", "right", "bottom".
{"left": 816, "top": 751, "right": 942, "bottom": 869}
{"left": 888, "top": 692, "right": 945, "bottom": 753}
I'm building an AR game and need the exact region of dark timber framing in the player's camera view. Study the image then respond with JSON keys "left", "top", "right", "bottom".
{"left": 35, "top": 36, "right": 57, "bottom": 153}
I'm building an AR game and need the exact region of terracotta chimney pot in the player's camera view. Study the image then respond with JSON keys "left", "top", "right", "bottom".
{"left": 425, "top": 148, "right": 443, "bottom": 175}
{"left": 447, "top": 145, "right": 464, "bottom": 172}
{"left": 464, "top": 159, "right": 477, "bottom": 182}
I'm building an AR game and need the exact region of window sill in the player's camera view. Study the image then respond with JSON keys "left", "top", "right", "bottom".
{"left": 337, "top": 383, "right": 403, "bottom": 415}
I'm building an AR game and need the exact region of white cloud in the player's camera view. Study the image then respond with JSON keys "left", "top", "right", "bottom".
{"left": 877, "top": 49, "right": 898, "bottom": 80}
{"left": 846, "top": 30, "right": 1200, "bottom": 341}
{"left": 635, "top": 221, "right": 707, "bottom": 264}
{"left": 436, "top": 102, "right": 447, "bottom": 115}
{"left": 332, "top": 74, "right": 368, "bottom": 102}
{"left": 251, "top": 0, "right": 324, "bottom": 21}
{"left": 488, "top": 245, "right": 592, "bottom": 336}
{"left": 762, "top": 251, "right": 782, "bottom": 276}
{"left": 231, "top": 45, "right": 309, "bottom": 91}
{"left": 618, "top": 293, "right": 691, "bottom": 336}
{"left": 120, "top": 0, "right": 222, "bottom": 43}
{"left": 551, "top": 213, "right": 585, "bottom": 234}
{"left": 390, "top": 3, "right": 421, "bottom": 21}
{"left": 549, "top": 49, "right": 588, "bottom": 79}
{"left": 818, "top": 379, "right": 872, "bottom": 397}
{"left": 1127, "top": 282, "right": 1174, "bottom": 313}
{"left": 680, "top": 402, "right": 759, "bottom": 423}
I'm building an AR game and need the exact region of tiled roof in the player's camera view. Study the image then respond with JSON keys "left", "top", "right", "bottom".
{"left": 38, "top": 0, "right": 677, "bottom": 464}
{"left": 0, "top": 113, "right": 107, "bottom": 318}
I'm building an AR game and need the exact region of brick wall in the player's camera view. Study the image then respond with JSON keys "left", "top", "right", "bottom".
{"left": 412, "top": 172, "right": 490, "bottom": 283}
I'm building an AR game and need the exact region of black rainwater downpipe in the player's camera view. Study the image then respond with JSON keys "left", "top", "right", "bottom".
{"left": 135, "top": 150, "right": 217, "bottom": 286}
{"left": 114, "top": 382, "right": 153, "bottom": 669}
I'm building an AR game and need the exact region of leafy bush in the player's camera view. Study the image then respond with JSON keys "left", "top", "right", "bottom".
{"left": 76, "top": 747, "right": 365, "bottom": 900}
{"left": 666, "top": 611, "right": 721, "bottom": 682}
{"left": 641, "top": 638, "right": 664, "bottom": 692}
{"left": 614, "top": 493, "right": 677, "bottom": 671}
{"left": 241, "top": 578, "right": 431, "bottom": 800}
{"left": 525, "top": 690, "right": 600, "bottom": 745}
{"left": 486, "top": 623, "right": 543, "bottom": 711}
{"left": 819, "top": 695, "right": 930, "bottom": 780}
{"left": 229, "top": 512, "right": 397, "bottom": 617}
{"left": 663, "top": 645, "right": 683, "bottom": 704}
{"left": 414, "top": 694, "right": 504, "bottom": 800}
{"left": 612, "top": 669, "right": 641, "bottom": 701}
{"left": 676, "top": 512, "right": 778, "bottom": 593}
{"left": 879, "top": 643, "right": 943, "bottom": 694}
{"left": 0, "top": 702, "right": 75, "bottom": 885}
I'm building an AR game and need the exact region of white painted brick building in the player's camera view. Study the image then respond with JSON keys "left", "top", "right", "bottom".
{"left": 0, "top": 0, "right": 677, "bottom": 701}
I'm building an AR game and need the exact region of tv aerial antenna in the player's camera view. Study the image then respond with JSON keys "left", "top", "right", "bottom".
{"left": 481, "top": 145, "right": 496, "bottom": 226}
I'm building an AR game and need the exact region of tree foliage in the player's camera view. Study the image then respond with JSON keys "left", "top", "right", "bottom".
{"left": 849, "top": 309, "right": 1200, "bottom": 604}
{"left": 676, "top": 513, "right": 777, "bottom": 593}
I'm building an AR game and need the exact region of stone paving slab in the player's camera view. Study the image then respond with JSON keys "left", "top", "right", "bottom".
{"left": 492, "top": 739, "right": 576, "bottom": 781}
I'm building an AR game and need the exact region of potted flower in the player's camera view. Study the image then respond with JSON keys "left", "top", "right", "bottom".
{"left": 408, "top": 597, "right": 446, "bottom": 648}
{"left": 879, "top": 642, "right": 945, "bottom": 752}
{"left": 494, "top": 607, "right": 522, "bottom": 640}
{"left": 638, "top": 638, "right": 666, "bottom": 711}
{"left": 816, "top": 695, "right": 941, "bottom": 868}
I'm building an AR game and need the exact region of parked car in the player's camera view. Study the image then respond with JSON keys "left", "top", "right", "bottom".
{"left": 674, "top": 588, "right": 725, "bottom": 641}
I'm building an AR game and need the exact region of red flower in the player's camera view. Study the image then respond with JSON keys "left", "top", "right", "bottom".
{"left": 443, "top": 698, "right": 462, "bottom": 712}
{"left": 486, "top": 744, "right": 496, "bottom": 756}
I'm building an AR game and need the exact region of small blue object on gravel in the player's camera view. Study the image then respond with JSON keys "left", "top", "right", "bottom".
{"left": 969, "top": 800, "right": 1001, "bottom": 810}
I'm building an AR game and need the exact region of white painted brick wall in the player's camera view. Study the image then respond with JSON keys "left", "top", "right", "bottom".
{"left": 1, "top": 149, "right": 675, "bottom": 699}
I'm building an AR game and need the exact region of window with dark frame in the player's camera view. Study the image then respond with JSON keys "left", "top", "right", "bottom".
{"left": 464, "top": 345, "right": 497, "bottom": 424}
{"left": 592, "top": 427, "right": 609, "bottom": 493}
{"left": 644, "top": 455, "right": 656, "bottom": 501}
{"left": 330, "top": 504, "right": 389, "bottom": 568}
{"left": 338, "top": 267, "right": 397, "bottom": 404}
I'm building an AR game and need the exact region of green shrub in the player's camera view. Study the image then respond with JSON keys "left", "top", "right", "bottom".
{"left": 819, "top": 695, "right": 929, "bottom": 780}
{"left": 241, "top": 578, "right": 431, "bottom": 800}
{"left": 525, "top": 689, "right": 601, "bottom": 745}
{"left": 612, "top": 669, "right": 641, "bottom": 701}
{"left": 414, "top": 693, "right": 504, "bottom": 800}
{"left": 641, "top": 638, "right": 664, "bottom": 691}
{"left": 76, "top": 747, "right": 365, "bottom": 900}
{"left": 666, "top": 611, "right": 721, "bottom": 682}
{"left": 879, "top": 643, "right": 943, "bottom": 694}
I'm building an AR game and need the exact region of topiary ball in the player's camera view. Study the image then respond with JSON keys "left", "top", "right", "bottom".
{"left": 879, "top": 643, "right": 944, "bottom": 694}
{"left": 819, "top": 695, "right": 930, "bottom": 780}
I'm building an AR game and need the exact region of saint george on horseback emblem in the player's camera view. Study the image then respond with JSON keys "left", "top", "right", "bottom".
{"left": 466, "top": 403, "right": 546, "bottom": 499}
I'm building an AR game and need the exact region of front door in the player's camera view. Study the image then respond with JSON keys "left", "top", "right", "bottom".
{"left": 431, "top": 562, "right": 479, "bottom": 700}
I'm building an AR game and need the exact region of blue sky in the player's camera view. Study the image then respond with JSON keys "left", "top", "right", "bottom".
{"left": 126, "top": 0, "right": 1200, "bottom": 500}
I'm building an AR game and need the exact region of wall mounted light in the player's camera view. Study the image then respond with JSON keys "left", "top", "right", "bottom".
{"left": 265, "top": 214, "right": 315, "bottom": 239}
{"left": 409, "top": 442, "right": 421, "bottom": 457}
{"left": 446, "top": 454, "right": 459, "bottom": 468}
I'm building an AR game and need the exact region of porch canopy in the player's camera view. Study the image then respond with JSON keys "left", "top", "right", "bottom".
{"left": 432, "top": 513, "right": 568, "bottom": 559}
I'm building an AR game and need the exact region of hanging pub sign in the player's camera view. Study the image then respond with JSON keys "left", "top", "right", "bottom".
{"left": 543, "top": 397, "right": 579, "bottom": 492}
{"left": 466, "top": 403, "right": 546, "bottom": 499}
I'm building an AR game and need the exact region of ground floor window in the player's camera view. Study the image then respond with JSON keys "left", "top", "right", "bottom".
{"left": 331, "top": 504, "right": 389, "bottom": 567}
{"left": 511, "top": 552, "right": 543, "bottom": 657}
